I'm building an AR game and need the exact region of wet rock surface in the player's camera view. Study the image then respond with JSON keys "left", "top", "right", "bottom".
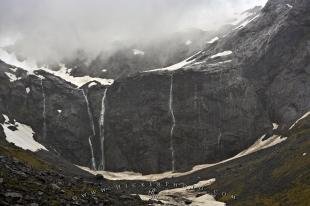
{"left": 0, "top": 0, "right": 309, "bottom": 175}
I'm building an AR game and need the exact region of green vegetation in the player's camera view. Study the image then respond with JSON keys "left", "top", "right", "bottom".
{"left": 0, "top": 144, "right": 51, "bottom": 170}
{"left": 213, "top": 116, "right": 310, "bottom": 206}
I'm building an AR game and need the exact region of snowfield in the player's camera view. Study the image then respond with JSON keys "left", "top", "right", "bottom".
{"left": 289, "top": 111, "right": 310, "bottom": 130}
{"left": 210, "top": 51, "right": 233, "bottom": 59}
{"left": 207, "top": 37, "right": 219, "bottom": 44}
{"left": 1, "top": 114, "right": 47, "bottom": 152}
{"left": 144, "top": 51, "right": 201, "bottom": 72}
{"left": 79, "top": 129, "right": 287, "bottom": 181}
{"left": 233, "top": 14, "right": 260, "bottom": 30}
{"left": 0, "top": 48, "right": 114, "bottom": 87}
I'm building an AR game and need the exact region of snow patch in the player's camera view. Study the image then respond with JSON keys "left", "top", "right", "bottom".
{"left": 0, "top": 49, "right": 114, "bottom": 87}
{"left": 4, "top": 72, "right": 20, "bottom": 82}
{"left": 133, "top": 49, "right": 145, "bottom": 56}
{"left": 88, "top": 82, "right": 98, "bottom": 88}
{"left": 235, "top": 134, "right": 287, "bottom": 157}
{"left": 272, "top": 123, "right": 279, "bottom": 130}
{"left": 145, "top": 51, "right": 201, "bottom": 72}
{"left": 233, "top": 14, "right": 260, "bottom": 30}
{"left": 289, "top": 111, "right": 310, "bottom": 130}
{"left": 1, "top": 114, "right": 47, "bottom": 152}
{"left": 9, "top": 67, "right": 17, "bottom": 72}
{"left": 207, "top": 37, "right": 219, "bottom": 44}
{"left": 26, "top": 87, "right": 30, "bottom": 94}
{"left": 286, "top": 4, "right": 293, "bottom": 9}
{"left": 79, "top": 132, "right": 287, "bottom": 181}
{"left": 303, "top": 153, "right": 307, "bottom": 156}
{"left": 43, "top": 64, "right": 114, "bottom": 87}
{"left": 193, "top": 60, "right": 232, "bottom": 66}
{"left": 57, "top": 110, "right": 62, "bottom": 114}
{"left": 211, "top": 51, "right": 233, "bottom": 59}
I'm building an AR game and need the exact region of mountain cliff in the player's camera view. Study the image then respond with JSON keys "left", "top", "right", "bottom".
{"left": 0, "top": 0, "right": 309, "bottom": 176}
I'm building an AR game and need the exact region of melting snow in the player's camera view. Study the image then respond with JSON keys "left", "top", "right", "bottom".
{"left": 303, "top": 153, "right": 307, "bottom": 156}
{"left": 1, "top": 114, "right": 47, "bottom": 152}
{"left": 193, "top": 60, "right": 232, "bottom": 66}
{"left": 44, "top": 64, "right": 114, "bottom": 87}
{"left": 289, "top": 111, "right": 310, "bottom": 130}
{"left": 88, "top": 82, "right": 98, "bottom": 88}
{"left": 210, "top": 51, "right": 233, "bottom": 59}
{"left": 4, "top": 72, "right": 20, "bottom": 82}
{"left": 286, "top": 4, "right": 293, "bottom": 9}
{"left": 272, "top": 123, "right": 279, "bottom": 130}
{"left": 79, "top": 132, "right": 287, "bottom": 181}
{"left": 207, "top": 37, "right": 219, "bottom": 44}
{"left": 233, "top": 15, "right": 260, "bottom": 30}
{"left": 235, "top": 134, "right": 287, "bottom": 157}
{"left": 145, "top": 51, "right": 201, "bottom": 72}
{"left": 9, "top": 67, "right": 17, "bottom": 72}
{"left": 0, "top": 49, "right": 114, "bottom": 87}
{"left": 133, "top": 49, "right": 145, "bottom": 56}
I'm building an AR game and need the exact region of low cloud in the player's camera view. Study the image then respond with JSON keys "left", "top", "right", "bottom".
{"left": 0, "top": 0, "right": 268, "bottom": 64}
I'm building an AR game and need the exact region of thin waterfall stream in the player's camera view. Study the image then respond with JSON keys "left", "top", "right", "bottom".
{"left": 98, "top": 88, "right": 108, "bottom": 170}
{"left": 40, "top": 78, "right": 47, "bottom": 140}
{"left": 81, "top": 89, "right": 97, "bottom": 170}
{"left": 169, "top": 75, "right": 176, "bottom": 172}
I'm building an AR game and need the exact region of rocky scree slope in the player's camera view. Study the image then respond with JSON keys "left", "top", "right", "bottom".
{"left": 0, "top": 142, "right": 146, "bottom": 206}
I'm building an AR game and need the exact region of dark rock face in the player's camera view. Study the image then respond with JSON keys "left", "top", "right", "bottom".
{"left": 0, "top": 65, "right": 97, "bottom": 168}
{"left": 103, "top": 0, "right": 310, "bottom": 174}
{"left": 204, "top": 0, "right": 310, "bottom": 127}
{"left": 104, "top": 68, "right": 271, "bottom": 174}
{"left": 0, "top": 0, "right": 309, "bottom": 175}
{"left": 81, "top": 81, "right": 109, "bottom": 169}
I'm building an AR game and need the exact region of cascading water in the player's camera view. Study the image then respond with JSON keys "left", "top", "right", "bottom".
{"left": 40, "top": 78, "right": 47, "bottom": 140}
{"left": 98, "top": 88, "right": 108, "bottom": 170}
{"left": 169, "top": 75, "right": 176, "bottom": 172}
{"left": 88, "top": 137, "right": 96, "bottom": 170}
{"left": 81, "top": 89, "right": 97, "bottom": 170}
{"left": 217, "top": 128, "right": 222, "bottom": 150}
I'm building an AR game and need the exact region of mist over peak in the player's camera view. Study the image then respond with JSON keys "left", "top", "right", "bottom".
{"left": 0, "top": 0, "right": 267, "bottom": 65}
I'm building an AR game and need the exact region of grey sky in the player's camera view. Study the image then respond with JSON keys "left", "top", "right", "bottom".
{"left": 0, "top": 0, "right": 267, "bottom": 63}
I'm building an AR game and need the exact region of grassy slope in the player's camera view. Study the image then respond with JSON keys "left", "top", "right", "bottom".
{"left": 1, "top": 115, "right": 309, "bottom": 205}
{"left": 138, "top": 116, "right": 310, "bottom": 206}
{"left": 211, "top": 117, "right": 310, "bottom": 206}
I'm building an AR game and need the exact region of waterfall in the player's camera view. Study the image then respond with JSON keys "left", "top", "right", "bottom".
{"left": 169, "top": 75, "right": 176, "bottom": 172}
{"left": 40, "top": 78, "right": 47, "bottom": 140}
{"left": 81, "top": 89, "right": 97, "bottom": 170}
{"left": 82, "top": 90, "right": 96, "bottom": 136}
{"left": 98, "top": 88, "right": 108, "bottom": 170}
{"left": 217, "top": 128, "right": 222, "bottom": 151}
{"left": 88, "top": 137, "right": 96, "bottom": 170}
